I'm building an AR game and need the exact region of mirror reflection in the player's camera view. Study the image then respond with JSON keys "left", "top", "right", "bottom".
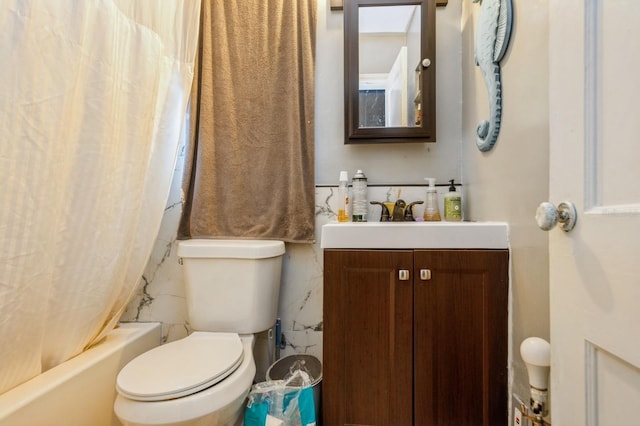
{"left": 358, "top": 5, "right": 421, "bottom": 128}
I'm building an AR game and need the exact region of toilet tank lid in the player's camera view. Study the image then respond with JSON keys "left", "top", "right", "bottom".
{"left": 177, "top": 239, "right": 285, "bottom": 259}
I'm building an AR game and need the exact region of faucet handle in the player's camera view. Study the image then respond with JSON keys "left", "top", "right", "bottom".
{"left": 404, "top": 201, "right": 424, "bottom": 221}
{"left": 370, "top": 201, "right": 391, "bottom": 222}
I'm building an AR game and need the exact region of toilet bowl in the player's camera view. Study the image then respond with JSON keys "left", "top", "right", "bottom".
{"left": 114, "top": 239, "right": 285, "bottom": 426}
{"left": 114, "top": 333, "right": 255, "bottom": 426}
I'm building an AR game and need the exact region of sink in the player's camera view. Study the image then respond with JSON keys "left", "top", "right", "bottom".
{"left": 320, "top": 222, "right": 509, "bottom": 249}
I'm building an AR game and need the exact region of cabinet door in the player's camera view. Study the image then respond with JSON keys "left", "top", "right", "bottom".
{"left": 324, "top": 250, "right": 414, "bottom": 426}
{"left": 413, "top": 250, "right": 508, "bottom": 426}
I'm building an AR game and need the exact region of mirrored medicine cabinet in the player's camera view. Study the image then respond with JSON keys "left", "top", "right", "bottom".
{"left": 344, "top": 0, "right": 436, "bottom": 144}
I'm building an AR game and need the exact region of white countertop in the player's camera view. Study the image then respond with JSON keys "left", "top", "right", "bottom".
{"left": 320, "top": 221, "right": 509, "bottom": 249}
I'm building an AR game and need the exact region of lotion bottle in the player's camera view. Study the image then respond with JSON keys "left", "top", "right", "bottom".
{"left": 423, "top": 178, "right": 441, "bottom": 221}
{"left": 337, "top": 171, "right": 350, "bottom": 222}
{"left": 444, "top": 179, "right": 462, "bottom": 221}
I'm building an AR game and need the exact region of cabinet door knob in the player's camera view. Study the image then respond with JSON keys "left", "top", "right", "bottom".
{"left": 420, "top": 269, "right": 432, "bottom": 280}
{"left": 399, "top": 269, "right": 410, "bottom": 281}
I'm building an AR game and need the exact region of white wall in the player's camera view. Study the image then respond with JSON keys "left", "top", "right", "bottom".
{"left": 359, "top": 34, "right": 406, "bottom": 74}
{"left": 315, "top": 0, "right": 462, "bottom": 185}
{"left": 460, "top": 0, "right": 550, "bottom": 402}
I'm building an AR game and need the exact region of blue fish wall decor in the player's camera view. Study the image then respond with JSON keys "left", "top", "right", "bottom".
{"left": 473, "top": 0, "right": 513, "bottom": 152}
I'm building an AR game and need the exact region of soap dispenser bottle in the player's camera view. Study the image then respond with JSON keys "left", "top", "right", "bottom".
{"left": 337, "top": 171, "right": 350, "bottom": 222}
{"left": 423, "top": 178, "right": 441, "bottom": 221}
{"left": 444, "top": 179, "right": 462, "bottom": 222}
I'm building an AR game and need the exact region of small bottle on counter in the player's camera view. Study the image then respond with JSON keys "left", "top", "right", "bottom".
{"left": 444, "top": 179, "right": 462, "bottom": 222}
{"left": 423, "top": 178, "right": 441, "bottom": 221}
{"left": 351, "top": 169, "right": 368, "bottom": 222}
{"left": 337, "top": 171, "right": 350, "bottom": 223}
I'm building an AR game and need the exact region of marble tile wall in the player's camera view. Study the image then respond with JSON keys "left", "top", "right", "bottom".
{"left": 121, "top": 160, "right": 454, "bottom": 365}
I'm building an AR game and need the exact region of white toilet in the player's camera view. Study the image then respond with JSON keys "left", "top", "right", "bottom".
{"left": 114, "top": 239, "right": 285, "bottom": 426}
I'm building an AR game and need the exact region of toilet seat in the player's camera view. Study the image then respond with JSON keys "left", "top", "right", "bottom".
{"left": 116, "top": 332, "right": 244, "bottom": 402}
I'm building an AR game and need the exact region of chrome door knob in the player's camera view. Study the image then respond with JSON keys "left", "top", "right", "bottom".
{"left": 536, "top": 201, "right": 577, "bottom": 232}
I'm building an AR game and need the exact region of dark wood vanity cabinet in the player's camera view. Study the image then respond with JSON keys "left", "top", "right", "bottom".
{"left": 323, "top": 249, "right": 508, "bottom": 426}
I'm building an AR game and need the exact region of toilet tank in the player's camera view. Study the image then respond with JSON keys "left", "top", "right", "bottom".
{"left": 177, "top": 239, "right": 285, "bottom": 334}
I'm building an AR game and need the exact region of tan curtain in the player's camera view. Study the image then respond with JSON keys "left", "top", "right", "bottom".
{"left": 179, "top": 0, "right": 317, "bottom": 243}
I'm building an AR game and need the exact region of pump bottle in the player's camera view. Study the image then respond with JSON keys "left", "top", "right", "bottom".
{"left": 423, "top": 178, "right": 441, "bottom": 221}
{"left": 444, "top": 179, "right": 462, "bottom": 221}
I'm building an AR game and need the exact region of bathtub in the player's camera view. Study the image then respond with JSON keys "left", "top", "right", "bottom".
{"left": 0, "top": 322, "right": 161, "bottom": 426}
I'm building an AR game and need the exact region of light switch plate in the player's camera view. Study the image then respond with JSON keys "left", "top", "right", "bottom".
{"left": 514, "top": 406, "right": 523, "bottom": 426}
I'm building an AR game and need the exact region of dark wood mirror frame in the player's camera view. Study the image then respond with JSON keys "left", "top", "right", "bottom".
{"left": 344, "top": 0, "right": 436, "bottom": 144}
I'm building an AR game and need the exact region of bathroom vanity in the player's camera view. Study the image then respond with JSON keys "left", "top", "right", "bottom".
{"left": 321, "top": 223, "right": 509, "bottom": 426}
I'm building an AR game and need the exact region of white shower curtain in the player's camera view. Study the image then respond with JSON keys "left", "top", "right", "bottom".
{"left": 0, "top": 0, "right": 201, "bottom": 394}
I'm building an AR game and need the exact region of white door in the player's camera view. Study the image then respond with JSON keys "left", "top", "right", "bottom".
{"left": 548, "top": 1, "right": 640, "bottom": 425}
{"left": 385, "top": 46, "right": 407, "bottom": 126}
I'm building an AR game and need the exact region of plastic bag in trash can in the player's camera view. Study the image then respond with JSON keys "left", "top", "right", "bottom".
{"left": 244, "top": 364, "right": 316, "bottom": 426}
